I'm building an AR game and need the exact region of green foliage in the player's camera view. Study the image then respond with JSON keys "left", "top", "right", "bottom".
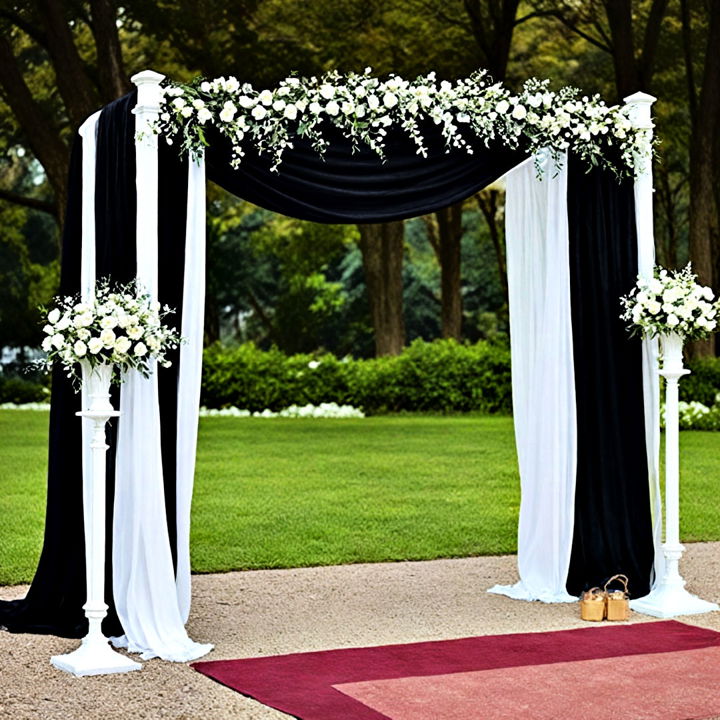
{"left": 681, "top": 358, "right": 720, "bottom": 406}
{"left": 0, "top": 376, "right": 49, "bottom": 404}
{"left": 201, "top": 338, "right": 511, "bottom": 414}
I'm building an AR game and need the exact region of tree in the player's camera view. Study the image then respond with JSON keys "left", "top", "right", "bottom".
{"left": 0, "top": 0, "right": 129, "bottom": 225}
{"left": 357, "top": 222, "right": 406, "bottom": 356}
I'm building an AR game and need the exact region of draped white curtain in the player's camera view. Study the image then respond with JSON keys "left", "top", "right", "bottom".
{"left": 78, "top": 112, "right": 211, "bottom": 661}
{"left": 489, "top": 151, "right": 578, "bottom": 603}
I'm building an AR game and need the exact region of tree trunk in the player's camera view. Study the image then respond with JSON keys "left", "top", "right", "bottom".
{"left": 36, "top": 0, "right": 99, "bottom": 128}
{"left": 89, "top": 0, "right": 131, "bottom": 102}
{"left": 687, "top": 0, "right": 720, "bottom": 358}
{"left": 435, "top": 203, "right": 464, "bottom": 340}
{"left": 0, "top": 34, "right": 69, "bottom": 224}
{"left": 358, "top": 222, "right": 405, "bottom": 356}
{"left": 476, "top": 189, "right": 508, "bottom": 305}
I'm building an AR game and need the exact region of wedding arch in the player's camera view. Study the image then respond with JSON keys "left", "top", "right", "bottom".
{"left": 0, "top": 69, "right": 661, "bottom": 662}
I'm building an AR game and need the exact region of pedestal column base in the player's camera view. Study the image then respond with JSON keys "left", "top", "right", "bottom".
{"left": 51, "top": 636, "right": 142, "bottom": 677}
{"left": 630, "top": 585, "right": 719, "bottom": 619}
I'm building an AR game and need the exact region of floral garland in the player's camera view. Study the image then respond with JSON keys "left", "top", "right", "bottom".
{"left": 154, "top": 68, "right": 651, "bottom": 177}
{"left": 620, "top": 264, "right": 720, "bottom": 341}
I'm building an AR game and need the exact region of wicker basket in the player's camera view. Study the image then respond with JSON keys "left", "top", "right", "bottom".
{"left": 604, "top": 574, "right": 630, "bottom": 621}
{"left": 580, "top": 587, "right": 606, "bottom": 621}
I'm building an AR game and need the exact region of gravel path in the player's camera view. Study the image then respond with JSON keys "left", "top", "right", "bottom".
{"left": 1, "top": 543, "right": 719, "bottom": 720}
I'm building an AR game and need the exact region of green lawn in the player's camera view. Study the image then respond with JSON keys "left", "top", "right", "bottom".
{"left": 1, "top": 410, "right": 719, "bottom": 586}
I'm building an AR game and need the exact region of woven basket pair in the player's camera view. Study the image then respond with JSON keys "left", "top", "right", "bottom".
{"left": 580, "top": 574, "right": 630, "bottom": 622}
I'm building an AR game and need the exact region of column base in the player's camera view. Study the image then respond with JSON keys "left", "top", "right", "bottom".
{"left": 51, "top": 636, "right": 142, "bottom": 677}
{"left": 630, "top": 584, "right": 719, "bottom": 619}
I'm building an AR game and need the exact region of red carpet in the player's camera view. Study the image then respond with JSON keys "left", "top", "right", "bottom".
{"left": 192, "top": 621, "right": 720, "bottom": 719}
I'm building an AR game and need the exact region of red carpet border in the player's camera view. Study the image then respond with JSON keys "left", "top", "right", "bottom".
{"left": 192, "top": 620, "right": 720, "bottom": 719}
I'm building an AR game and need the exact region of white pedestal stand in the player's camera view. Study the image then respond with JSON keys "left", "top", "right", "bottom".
{"left": 631, "top": 333, "right": 719, "bottom": 618}
{"left": 51, "top": 362, "right": 142, "bottom": 676}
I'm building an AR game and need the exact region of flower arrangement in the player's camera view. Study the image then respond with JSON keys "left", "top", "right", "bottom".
{"left": 154, "top": 68, "right": 650, "bottom": 177}
{"left": 38, "top": 279, "right": 181, "bottom": 384}
{"left": 199, "top": 402, "right": 365, "bottom": 418}
{"left": 620, "top": 264, "right": 720, "bottom": 340}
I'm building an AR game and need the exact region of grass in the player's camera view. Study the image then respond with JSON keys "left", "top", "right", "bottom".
{"left": 1, "top": 410, "right": 719, "bottom": 586}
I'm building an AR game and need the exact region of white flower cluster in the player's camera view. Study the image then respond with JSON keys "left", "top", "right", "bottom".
{"left": 199, "top": 402, "right": 365, "bottom": 418}
{"left": 155, "top": 69, "right": 649, "bottom": 176}
{"left": 38, "top": 279, "right": 181, "bottom": 384}
{"left": 0, "top": 402, "right": 51, "bottom": 411}
{"left": 621, "top": 264, "right": 720, "bottom": 340}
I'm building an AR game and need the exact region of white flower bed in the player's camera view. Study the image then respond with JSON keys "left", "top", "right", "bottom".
{"left": 200, "top": 402, "right": 364, "bottom": 418}
{"left": 0, "top": 402, "right": 51, "bottom": 411}
{"left": 155, "top": 69, "right": 649, "bottom": 176}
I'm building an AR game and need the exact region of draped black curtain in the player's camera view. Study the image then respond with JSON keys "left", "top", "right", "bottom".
{"left": 207, "top": 124, "right": 527, "bottom": 224}
{"left": 0, "top": 91, "right": 188, "bottom": 638}
{"left": 565, "top": 153, "right": 654, "bottom": 597}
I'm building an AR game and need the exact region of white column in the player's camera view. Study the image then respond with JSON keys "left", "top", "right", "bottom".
{"left": 631, "top": 334, "right": 719, "bottom": 617}
{"left": 131, "top": 70, "right": 165, "bottom": 295}
{"left": 51, "top": 363, "right": 141, "bottom": 676}
{"left": 623, "top": 91, "right": 664, "bottom": 592}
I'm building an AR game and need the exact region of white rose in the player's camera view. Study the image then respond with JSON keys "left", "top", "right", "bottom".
{"left": 181, "top": 106, "right": 193, "bottom": 118}
{"left": 134, "top": 342, "right": 147, "bottom": 357}
{"left": 367, "top": 95, "right": 380, "bottom": 110}
{"left": 309, "top": 101, "right": 322, "bottom": 114}
{"left": 100, "top": 328, "right": 116, "bottom": 348}
{"left": 42, "top": 336, "right": 53, "bottom": 352}
{"left": 197, "top": 107, "right": 212, "bottom": 124}
{"left": 341, "top": 101, "right": 354, "bottom": 115}
{"left": 703, "top": 286, "right": 714, "bottom": 300}
{"left": 100, "top": 315, "right": 117, "bottom": 329}
{"left": 192, "top": 98, "right": 205, "bottom": 109}
{"left": 667, "top": 314, "right": 679, "bottom": 327}
{"left": 172, "top": 97, "right": 186, "bottom": 109}
{"left": 55, "top": 314, "right": 71, "bottom": 331}
{"left": 200, "top": 81, "right": 211, "bottom": 92}
{"left": 43, "top": 324, "right": 54, "bottom": 334}
{"left": 147, "top": 337, "right": 161, "bottom": 353}
{"left": 115, "top": 336, "right": 132, "bottom": 354}
{"left": 646, "top": 300, "right": 661, "bottom": 315}
{"left": 283, "top": 103, "right": 298, "bottom": 120}
{"left": 496, "top": 99, "right": 509, "bottom": 114}
{"left": 88, "top": 337, "right": 103, "bottom": 354}
{"left": 127, "top": 326, "right": 143, "bottom": 340}
{"left": 272, "top": 99, "right": 286, "bottom": 112}
{"left": 224, "top": 76, "right": 239, "bottom": 93}
{"left": 238, "top": 95, "right": 255, "bottom": 108}
{"left": 325, "top": 101, "right": 340, "bottom": 116}
{"left": 512, "top": 104, "right": 527, "bottom": 120}
{"left": 77, "top": 328, "right": 90, "bottom": 340}
{"left": 259, "top": 89, "right": 273, "bottom": 106}
{"left": 74, "top": 302, "right": 90, "bottom": 314}
{"left": 219, "top": 103, "right": 237, "bottom": 123}
{"left": 74, "top": 340, "right": 87, "bottom": 357}
{"left": 51, "top": 333, "right": 65, "bottom": 350}
{"left": 383, "top": 92, "right": 398, "bottom": 108}
{"left": 319, "top": 84, "right": 335, "bottom": 99}
{"left": 252, "top": 105, "right": 267, "bottom": 120}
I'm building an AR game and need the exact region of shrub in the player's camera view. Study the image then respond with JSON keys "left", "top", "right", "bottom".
{"left": 201, "top": 339, "right": 512, "bottom": 415}
{"left": 0, "top": 376, "right": 49, "bottom": 404}
{"left": 681, "top": 358, "right": 720, "bottom": 407}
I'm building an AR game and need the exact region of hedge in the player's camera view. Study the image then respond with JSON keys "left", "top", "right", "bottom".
{"left": 0, "top": 375, "right": 49, "bottom": 404}
{"left": 201, "top": 339, "right": 512, "bottom": 415}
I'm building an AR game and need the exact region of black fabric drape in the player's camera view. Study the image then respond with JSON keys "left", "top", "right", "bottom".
{"left": 207, "top": 124, "right": 526, "bottom": 224}
{"left": 0, "top": 91, "right": 187, "bottom": 637}
{"left": 566, "top": 153, "right": 654, "bottom": 598}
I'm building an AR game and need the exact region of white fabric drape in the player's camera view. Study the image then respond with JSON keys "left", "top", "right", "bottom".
{"left": 109, "top": 132, "right": 211, "bottom": 660}
{"left": 488, "top": 151, "right": 578, "bottom": 603}
{"left": 175, "top": 157, "right": 206, "bottom": 623}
